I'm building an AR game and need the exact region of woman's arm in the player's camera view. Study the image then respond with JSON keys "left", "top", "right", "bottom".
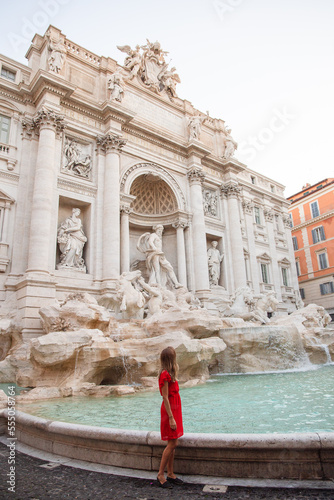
{"left": 161, "top": 381, "right": 176, "bottom": 430}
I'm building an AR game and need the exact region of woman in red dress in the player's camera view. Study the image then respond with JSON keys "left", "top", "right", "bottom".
{"left": 157, "top": 346, "right": 184, "bottom": 488}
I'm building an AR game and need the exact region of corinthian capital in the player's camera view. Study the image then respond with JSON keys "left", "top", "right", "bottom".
{"left": 242, "top": 199, "right": 254, "bottom": 215}
{"left": 32, "top": 109, "right": 66, "bottom": 134}
{"left": 187, "top": 167, "right": 205, "bottom": 185}
{"left": 96, "top": 133, "right": 127, "bottom": 153}
{"left": 264, "top": 207, "right": 274, "bottom": 222}
{"left": 220, "top": 181, "right": 241, "bottom": 198}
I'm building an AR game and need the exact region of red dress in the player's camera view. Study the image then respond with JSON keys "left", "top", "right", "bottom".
{"left": 159, "top": 370, "right": 183, "bottom": 441}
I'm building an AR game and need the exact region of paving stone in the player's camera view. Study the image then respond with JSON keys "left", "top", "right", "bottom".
{"left": 0, "top": 442, "right": 333, "bottom": 500}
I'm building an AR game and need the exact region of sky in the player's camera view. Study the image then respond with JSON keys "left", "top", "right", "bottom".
{"left": 2, "top": 0, "right": 334, "bottom": 197}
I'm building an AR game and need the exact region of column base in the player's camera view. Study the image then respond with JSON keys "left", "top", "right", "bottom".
{"left": 14, "top": 273, "right": 57, "bottom": 338}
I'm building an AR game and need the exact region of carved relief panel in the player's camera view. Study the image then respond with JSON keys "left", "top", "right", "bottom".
{"left": 62, "top": 137, "right": 93, "bottom": 180}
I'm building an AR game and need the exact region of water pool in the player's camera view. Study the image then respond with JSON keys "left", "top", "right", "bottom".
{"left": 19, "top": 365, "right": 334, "bottom": 434}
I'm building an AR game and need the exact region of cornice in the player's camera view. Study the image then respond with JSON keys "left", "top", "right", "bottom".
{"left": 57, "top": 177, "right": 97, "bottom": 197}
{"left": 29, "top": 70, "right": 77, "bottom": 105}
{"left": 291, "top": 210, "right": 334, "bottom": 232}
{"left": 0, "top": 170, "right": 19, "bottom": 183}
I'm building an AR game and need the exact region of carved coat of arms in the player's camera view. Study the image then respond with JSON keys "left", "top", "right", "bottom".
{"left": 117, "top": 39, "right": 181, "bottom": 100}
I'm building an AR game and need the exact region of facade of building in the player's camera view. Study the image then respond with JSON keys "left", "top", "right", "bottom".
{"left": 288, "top": 179, "right": 334, "bottom": 320}
{"left": 0, "top": 26, "right": 300, "bottom": 339}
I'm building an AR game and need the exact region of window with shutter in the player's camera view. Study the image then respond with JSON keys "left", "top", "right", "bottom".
{"left": 310, "top": 201, "right": 320, "bottom": 218}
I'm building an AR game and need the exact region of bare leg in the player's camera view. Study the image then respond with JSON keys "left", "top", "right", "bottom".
{"left": 167, "top": 448, "right": 176, "bottom": 478}
{"left": 157, "top": 439, "right": 178, "bottom": 484}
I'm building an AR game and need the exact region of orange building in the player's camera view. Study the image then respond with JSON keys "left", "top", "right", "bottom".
{"left": 287, "top": 179, "right": 334, "bottom": 320}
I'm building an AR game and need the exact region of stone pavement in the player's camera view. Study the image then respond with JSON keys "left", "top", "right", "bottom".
{"left": 0, "top": 441, "right": 334, "bottom": 500}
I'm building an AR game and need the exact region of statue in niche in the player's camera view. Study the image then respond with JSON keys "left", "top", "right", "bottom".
{"left": 187, "top": 112, "right": 209, "bottom": 140}
{"left": 137, "top": 224, "right": 182, "bottom": 289}
{"left": 222, "top": 126, "right": 238, "bottom": 159}
{"left": 57, "top": 208, "right": 87, "bottom": 272}
{"left": 63, "top": 139, "right": 92, "bottom": 178}
{"left": 47, "top": 33, "right": 66, "bottom": 74}
{"left": 207, "top": 241, "right": 224, "bottom": 287}
{"left": 108, "top": 69, "right": 125, "bottom": 102}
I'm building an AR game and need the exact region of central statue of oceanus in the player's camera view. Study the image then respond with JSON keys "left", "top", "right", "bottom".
{"left": 137, "top": 224, "right": 182, "bottom": 289}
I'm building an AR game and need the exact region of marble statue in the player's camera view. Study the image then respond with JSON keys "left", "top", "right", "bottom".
{"left": 47, "top": 34, "right": 66, "bottom": 74}
{"left": 207, "top": 241, "right": 224, "bottom": 287}
{"left": 137, "top": 225, "right": 182, "bottom": 289}
{"left": 57, "top": 208, "right": 87, "bottom": 272}
{"left": 222, "top": 126, "right": 238, "bottom": 159}
{"left": 116, "top": 271, "right": 146, "bottom": 319}
{"left": 158, "top": 66, "right": 181, "bottom": 98}
{"left": 187, "top": 113, "right": 208, "bottom": 140}
{"left": 63, "top": 139, "right": 92, "bottom": 178}
{"left": 108, "top": 70, "right": 125, "bottom": 102}
{"left": 117, "top": 40, "right": 180, "bottom": 98}
{"left": 117, "top": 44, "right": 142, "bottom": 79}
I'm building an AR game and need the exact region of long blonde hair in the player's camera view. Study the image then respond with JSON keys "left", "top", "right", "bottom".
{"left": 159, "top": 346, "right": 178, "bottom": 382}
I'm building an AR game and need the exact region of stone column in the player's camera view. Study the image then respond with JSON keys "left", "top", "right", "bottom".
{"left": 120, "top": 205, "right": 131, "bottom": 273}
{"left": 187, "top": 167, "right": 210, "bottom": 292}
{"left": 242, "top": 200, "right": 260, "bottom": 294}
{"left": 283, "top": 213, "right": 300, "bottom": 290}
{"left": 27, "top": 110, "right": 65, "bottom": 274}
{"left": 264, "top": 207, "right": 282, "bottom": 300}
{"left": 96, "top": 134, "right": 126, "bottom": 282}
{"left": 221, "top": 182, "right": 247, "bottom": 289}
{"left": 172, "top": 221, "right": 188, "bottom": 288}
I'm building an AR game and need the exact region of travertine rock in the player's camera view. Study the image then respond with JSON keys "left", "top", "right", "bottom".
{"left": 39, "top": 293, "right": 112, "bottom": 333}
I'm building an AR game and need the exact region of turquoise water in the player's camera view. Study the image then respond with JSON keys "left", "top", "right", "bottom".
{"left": 17, "top": 365, "right": 334, "bottom": 434}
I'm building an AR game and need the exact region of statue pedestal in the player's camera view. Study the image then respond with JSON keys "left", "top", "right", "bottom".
{"left": 210, "top": 286, "right": 231, "bottom": 316}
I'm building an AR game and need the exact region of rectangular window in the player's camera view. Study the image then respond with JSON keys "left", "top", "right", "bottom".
{"left": 261, "top": 263, "right": 269, "bottom": 283}
{"left": 281, "top": 267, "right": 288, "bottom": 286}
{"left": 275, "top": 214, "right": 280, "bottom": 231}
{"left": 318, "top": 252, "right": 328, "bottom": 270}
{"left": 0, "top": 115, "right": 10, "bottom": 144}
{"left": 254, "top": 207, "right": 261, "bottom": 225}
{"left": 1, "top": 67, "right": 16, "bottom": 82}
{"left": 320, "top": 282, "right": 334, "bottom": 295}
{"left": 289, "top": 213, "right": 293, "bottom": 227}
{"left": 296, "top": 261, "right": 300, "bottom": 276}
{"left": 292, "top": 236, "right": 298, "bottom": 250}
{"left": 300, "top": 288, "right": 305, "bottom": 299}
{"left": 311, "top": 226, "right": 326, "bottom": 244}
{"left": 310, "top": 201, "right": 320, "bottom": 218}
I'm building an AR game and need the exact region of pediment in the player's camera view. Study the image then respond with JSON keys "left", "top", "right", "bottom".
{"left": 279, "top": 257, "right": 290, "bottom": 266}
{"left": 257, "top": 252, "right": 271, "bottom": 262}
{"left": 0, "top": 189, "right": 15, "bottom": 204}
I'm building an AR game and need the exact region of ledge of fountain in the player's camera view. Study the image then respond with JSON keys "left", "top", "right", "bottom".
{"left": 1, "top": 409, "right": 333, "bottom": 480}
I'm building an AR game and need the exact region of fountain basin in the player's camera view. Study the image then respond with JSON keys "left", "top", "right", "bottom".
{"left": 0, "top": 409, "right": 333, "bottom": 480}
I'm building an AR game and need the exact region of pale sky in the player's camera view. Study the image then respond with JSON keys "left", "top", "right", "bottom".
{"left": 2, "top": 0, "right": 334, "bottom": 197}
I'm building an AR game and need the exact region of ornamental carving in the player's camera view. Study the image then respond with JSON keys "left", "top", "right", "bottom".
{"left": 96, "top": 134, "right": 127, "bottom": 153}
{"left": 220, "top": 182, "right": 241, "bottom": 198}
{"left": 32, "top": 109, "right": 66, "bottom": 135}
{"left": 282, "top": 214, "right": 292, "bottom": 228}
{"left": 187, "top": 167, "right": 205, "bottom": 185}
{"left": 203, "top": 189, "right": 219, "bottom": 217}
{"left": 187, "top": 113, "right": 209, "bottom": 141}
{"left": 117, "top": 40, "right": 181, "bottom": 100}
{"left": 120, "top": 163, "right": 186, "bottom": 210}
{"left": 62, "top": 138, "right": 92, "bottom": 179}
{"left": 120, "top": 205, "right": 132, "bottom": 215}
{"left": 242, "top": 200, "right": 253, "bottom": 215}
{"left": 264, "top": 208, "right": 274, "bottom": 222}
